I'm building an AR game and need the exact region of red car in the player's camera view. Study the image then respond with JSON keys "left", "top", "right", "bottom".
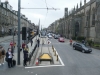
{"left": 58, "top": 37, "right": 65, "bottom": 42}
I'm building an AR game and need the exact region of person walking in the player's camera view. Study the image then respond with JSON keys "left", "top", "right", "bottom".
{"left": 1, "top": 46, "right": 6, "bottom": 65}
{"left": 22, "top": 42, "right": 25, "bottom": 52}
{"left": 69, "top": 39, "right": 73, "bottom": 45}
{"left": 0, "top": 46, "right": 2, "bottom": 66}
{"left": 37, "top": 39, "right": 40, "bottom": 47}
{"left": 23, "top": 48, "right": 28, "bottom": 66}
{"left": 6, "top": 48, "right": 13, "bottom": 68}
{"left": 31, "top": 39, "right": 33, "bottom": 46}
{"left": 10, "top": 41, "right": 14, "bottom": 53}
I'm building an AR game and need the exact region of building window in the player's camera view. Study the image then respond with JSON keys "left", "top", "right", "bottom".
{"left": 92, "top": 14, "right": 95, "bottom": 25}
{"left": 86, "top": 15, "right": 89, "bottom": 26}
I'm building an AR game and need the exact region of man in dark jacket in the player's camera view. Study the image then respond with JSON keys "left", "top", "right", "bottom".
{"left": 6, "top": 48, "right": 13, "bottom": 68}
{"left": 37, "top": 39, "right": 40, "bottom": 47}
{"left": 30, "top": 39, "right": 33, "bottom": 46}
{"left": 23, "top": 49, "right": 28, "bottom": 66}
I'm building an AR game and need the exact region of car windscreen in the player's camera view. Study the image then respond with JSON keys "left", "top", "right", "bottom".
{"left": 81, "top": 44, "right": 87, "bottom": 48}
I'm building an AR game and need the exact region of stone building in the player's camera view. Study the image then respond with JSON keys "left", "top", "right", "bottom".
{"left": 0, "top": 0, "right": 35, "bottom": 36}
{"left": 49, "top": 0, "right": 100, "bottom": 43}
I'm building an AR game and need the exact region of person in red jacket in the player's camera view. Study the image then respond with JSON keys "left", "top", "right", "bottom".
{"left": 22, "top": 43, "right": 25, "bottom": 52}
{"left": 10, "top": 41, "right": 14, "bottom": 53}
{"left": 69, "top": 39, "right": 73, "bottom": 45}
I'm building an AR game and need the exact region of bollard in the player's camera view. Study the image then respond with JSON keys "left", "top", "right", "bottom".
{"left": 52, "top": 47, "right": 54, "bottom": 52}
{"left": 56, "top": 55, "right": 58, "bottom": 61}
{"left": 54, "top": 50, "right": 56, "bottom": 56}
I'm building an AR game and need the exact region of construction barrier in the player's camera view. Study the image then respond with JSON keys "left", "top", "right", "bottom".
{"left": 28, "top": 44, "right": 37, "bottom": 64}
{"left": 35, "top": 58, "right": 39, "bottom": 66}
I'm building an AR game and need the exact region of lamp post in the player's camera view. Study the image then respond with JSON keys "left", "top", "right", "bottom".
{"left": 17, "top": 0, "right": 21, "bottom": 65}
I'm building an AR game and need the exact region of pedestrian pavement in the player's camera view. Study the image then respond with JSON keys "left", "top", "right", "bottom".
{"left": 13, "top": 35, "right": 39, "bottom": 67}
{"left": 0, "top": 35, "right": 38, "bottom": 70}
{"left": 0, "top": 35, "right": 17, "bottom": 43}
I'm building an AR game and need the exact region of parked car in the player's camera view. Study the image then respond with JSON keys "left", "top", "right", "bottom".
{"left": 73, "top": 42, "right": 92, "bottom": 53}
{"left": 54, "top": 35, "right": 59, "bottom": 39}
{"left": 58, "top": 37, "right": 65, "bottom": 42}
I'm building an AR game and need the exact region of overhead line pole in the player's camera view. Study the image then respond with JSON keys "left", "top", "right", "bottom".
{"left": 18, "top": 0, "right": 21, "bottom": 65}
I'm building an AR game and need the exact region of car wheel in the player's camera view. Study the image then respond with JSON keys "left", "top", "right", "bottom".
{"left": 73, "top": 47, "right": 76, "bottom": 50}
{"left": 82, "top": 50, "right": 85, "bottom": 53}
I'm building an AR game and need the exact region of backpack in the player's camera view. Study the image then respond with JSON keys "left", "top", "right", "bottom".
{"left": 2, "top": 50, "right": 5, "bottom": 55}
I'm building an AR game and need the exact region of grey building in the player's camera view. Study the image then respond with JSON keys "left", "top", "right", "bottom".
{"left": 48, "top": 0, "right": 100, "bottom": 43}
{"left": 0, "top": 0, "right": 36, "bottom": 36}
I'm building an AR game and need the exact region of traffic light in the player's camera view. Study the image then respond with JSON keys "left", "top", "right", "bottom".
{"left": 22, "top": 27, "right": 26, "bottom": 40}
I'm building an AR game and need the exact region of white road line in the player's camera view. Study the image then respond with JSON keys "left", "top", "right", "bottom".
{"left": 25, "top": 42, "right": 65, "bottom": 69}
{"left": 54, "top": 48, "right": 65, "bottom": 66}
{"left": 25, "top": 65, "right": 64, "bottom": 69}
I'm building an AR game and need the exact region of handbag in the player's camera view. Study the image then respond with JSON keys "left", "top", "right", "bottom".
{"left": 5, "top": 57, "right": 8, "bottom": 62}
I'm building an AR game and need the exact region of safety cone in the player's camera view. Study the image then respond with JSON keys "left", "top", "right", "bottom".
{"left": 35, "top": 58, "right": 39, "bottom": 66}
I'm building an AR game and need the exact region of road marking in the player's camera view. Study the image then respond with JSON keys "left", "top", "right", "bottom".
{"left": 25, "top": 64, "right": 64, "bottom": 69}
{"left": 54, "top": 48, "right": 65, "bottom": 66}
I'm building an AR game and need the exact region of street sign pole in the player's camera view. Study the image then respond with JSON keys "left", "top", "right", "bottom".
{"left": 17, "top": 0, "right": 21, "bottom": 65}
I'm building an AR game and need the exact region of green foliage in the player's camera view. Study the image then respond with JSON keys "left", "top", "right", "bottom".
{"left": 93, "top": 42, "right": 100, "bottom": 47}
{"left": 72, "top": 36, "right": 85, "bottom": 41}
{"left": 87, "top": 40, "right": 94, "bottom": 46}
{"left": 72, "top": 37, "right": 76, "bottom": 40}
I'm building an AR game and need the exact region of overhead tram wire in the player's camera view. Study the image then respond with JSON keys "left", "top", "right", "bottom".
{"left": 41, "top": 0, "right": 58, "bottom": 11}
{"left": 21, "top": 8, "right": 59, "bottom": 10}
{"left": 21, "top": 0, "right": 60, "bottom": 10}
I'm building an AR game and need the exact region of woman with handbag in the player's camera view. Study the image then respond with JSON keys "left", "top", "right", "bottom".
{"left": 23, "top": 48, "right": 28, "bottom": 66}
{"left": 6, "top": 48, "right": 13, "bottom": 68}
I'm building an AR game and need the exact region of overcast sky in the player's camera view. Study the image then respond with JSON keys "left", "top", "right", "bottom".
{"left": 2, "top": 0, "right": 90, "bottom": 28}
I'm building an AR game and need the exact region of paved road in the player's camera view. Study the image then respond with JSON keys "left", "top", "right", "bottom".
{"left": 0, "top": 38, "right": 100, "bottom": 75}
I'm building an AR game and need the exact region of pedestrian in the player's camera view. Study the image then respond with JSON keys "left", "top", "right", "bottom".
{"left": 1, "top": 46, "right": 6, "bottom": 65}
{"left": 22, "top": 42, "right": 25, "bottom": 52}
{"left": 10, "top": 41, "right": 14, "bottom": 53}
{"left": 37, "top": 39, "right": 40, "bottom": 47}
{"left": 31, "top": 39, "right": 33, "bottom": 46}
{"left": 69, "top": 39, "right": 73, "bottom": 45}
{"left": 23, "top": 48, "right": 28, "bottom": 66}
{"left": 6, "top": 48, "right": 13, "bottom": 68}
{"left": 0, "top": 46, "right": 2, "bottom": 66}
{"left": 25, "top": 45, "right": 29, "bottom": 52}
{"left": 14, "top": 42, "right": 16, "bottom": 48}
